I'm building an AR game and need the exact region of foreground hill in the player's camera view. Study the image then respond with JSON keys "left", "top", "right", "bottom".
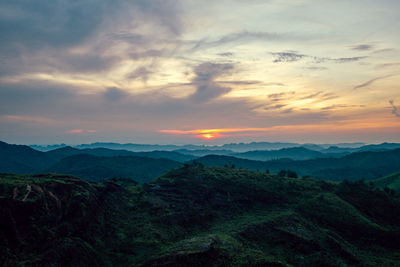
{"left": 196, "top": 148, "right": 400, "bottom": 181}
{"left": 1, "top": 166, "right": 400, "bottom": 266}
{"left": 47, "top": 154, "right": 182, "bottom": 183}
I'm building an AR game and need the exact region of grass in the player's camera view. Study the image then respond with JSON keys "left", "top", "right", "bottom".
{"left": 373, "top": 172, "right": 400, "bottom": 191}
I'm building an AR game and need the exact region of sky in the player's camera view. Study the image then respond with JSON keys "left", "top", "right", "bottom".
{"left": 0, "top": 0, "right": 400, "bottom": 145}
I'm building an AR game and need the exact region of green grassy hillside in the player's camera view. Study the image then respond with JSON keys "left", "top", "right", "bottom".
{"left": 373, "top": 172, "right": 400, "bottom": 191}
{"left": 1, "top": 165, "right": 400, "bottom": 266}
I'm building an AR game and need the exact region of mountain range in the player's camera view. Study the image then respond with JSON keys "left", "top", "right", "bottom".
{"left": 2, "top": 140, "right": 400, "bottom": 182}
{"left": 30, "top": 141, "right": 372, "bottom": 152}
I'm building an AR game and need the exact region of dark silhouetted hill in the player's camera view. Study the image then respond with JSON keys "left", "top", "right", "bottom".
{"left": 232, "top": 147, "right": 326, "bottom": 161}
{"left": 195, "top": 148, "right": 400, "bottom": 181}
{"left": 47, "top": 146, "right": 196, "bottom": 162}
{"left": 0, "top": 141, "right": 54, "bottom": 173}
{"left": 46, "top": 154, "right": 182, "bottom": 183}
{"left": 1, "top": 166, "right": 400, "bottom": 266}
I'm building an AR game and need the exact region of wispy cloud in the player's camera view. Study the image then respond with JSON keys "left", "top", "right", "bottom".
{"left": 217, "top": 52, "right": 234, "bottom": 57}
{"left": 334, "top": 56, "right": 367, "bottom": 63}
{"left": 389, "top": 100, "right": 400, "bottom": 118}
{"left": 300, "top": 91, "right": 323, "bottom": 100}
{"left": 270, "top": 51, "right": 367, "bottom": 64}
{"left": 376, "top": 63, "right": 400, "bottom": 68}
{"left": 189, "top": 62, "right": 234, "bottom": 102}
{"left": 351, "top": 44, "right": 374, "bottom": 51}
{"left": 353, "top": 74, "right": 396, "bottom": 90}
{"left": 0, "top": 115, "right": 57, "bottom": 125}
{"left": 320, "top": 104, "right": 365, "bottom": 110}
{"left": 271, "top": 52, "right": 306, "bottom": 63}
{"left": 190, "top": 30, "right": 300, "bottom": 52}
{"left": 67, "top": 129, "right": 97, "bottom": 134}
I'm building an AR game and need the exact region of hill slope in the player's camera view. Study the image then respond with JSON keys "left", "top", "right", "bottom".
{"left": 373, "top": 172, "right": 400, "bottom": 191}
{"left": 196, "top": 148, "right": 400, "bottom": 181}
{"left": 47, "top": 154, "right": 182, "bottom": 183}
{"left": 0, "top": 141, "right": 54, "bottom": 173}
{"left": 1, "top": 166, "right": 400, "bottom": 266}
{"left": 46, "top": 146, "right": 196, "bottom": 162}
{"left": 231, "top": 147, "right": 327, "bottom": 161}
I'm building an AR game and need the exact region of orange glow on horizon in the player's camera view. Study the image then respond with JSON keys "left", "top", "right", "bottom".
{"left": 159, "top": 119, "right": 400, "bottom": 140}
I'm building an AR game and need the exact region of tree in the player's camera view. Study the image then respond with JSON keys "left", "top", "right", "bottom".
{"left": 278, "top": 170, "right": 287, "bottom": 177}
{"left": 287, "top": 170, "right": 298, "bottom": 178}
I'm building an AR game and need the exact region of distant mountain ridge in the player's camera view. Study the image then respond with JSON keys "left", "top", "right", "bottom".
{"left": 30, "top": 141, "right": 370, "bottom": 152}
{"left": 195, "top": 148, "right": 400, "bottom": 181}
{"left": 0, "top": 141, "right": 55, "bottom": 173}
{"left": 2, "top": 140, "right": 400, "bottom": 182}
{"left": 47, "top": 154, "right": 182, "bottom": 183}
{"left": 46, "top": 146, "right": 196, "bottom": 162}
{"left": 231, "top": 147, "right": 336, "bottom": 161}
{"left": 0, "top": 141, "right": 184, "bottom": 182}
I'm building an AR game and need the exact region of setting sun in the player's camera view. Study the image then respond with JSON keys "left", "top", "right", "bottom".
{"left": 198, "top": 133, "right": 218, "bottom": 140}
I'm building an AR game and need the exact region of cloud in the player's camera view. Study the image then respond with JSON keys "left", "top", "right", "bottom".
{"left": 351, "top": 44, "right": 374, "bottom": 51}
{"left": 320, "top": 104, "right": 365, "bottom": 110}
{"left": 376, "top": 63, "right": 400, "bottom": 68}
{"left": 304, "top": 66, "right": 328, "bottom": 71}
{"left": 353, "top": 74, "right": 395, "bottom": 90}
{"left": 271, "top": 52, "right": 306, "bottom": 63}
{"left": 127, "top": 66, "right": 153, "bottom": 82}
{"left": 334, "top": 56, "right": 367, "bottom": 63}
{"left": 267, "top": 92, "right": 296, "bottom": 102}
{"left": 67, "top": 129, "right": 97, "bottom": 134}
{"left": 269, "top": 51, "right": 367, "bottom": 64}
{"left": 129, "top": 49, "right": 167, "bottom": 60}
{"left": 389, "top": 100, "right": 400, "bottom": 118}
{"left": 0, "top": 115, "right": 57, "bottom": 125}
{"left": 189, "top": 30, "right": 297, "bottom": 51}
{"left": 268, "top": 92, "right": 287, "bottom": 98}
{"left": 0, "top": 0, "right": 103, "bottom": 51}
{"left": 67, "top": 129, "right": 84, "bottom": 134}
{"left": 217, "top": 80, "right": 265, "bottom": 86}
{"left": 189, "top": 62, "right": 235, "bottom": 102}
{"left": 0, "top": 0, "right": 182, "bottom": 51}
{"left": 372, "top": 48, "right": 396, "bottom": 54}
{"left": 217, "top": 52, "right": 234, "bottom": 57}
{"left": 264, "top": 104, "right": 287, "bottom": 110}
{"left": 0, "top": 0, "right": 183, "bottom": 76}
{"left": 281, "top": 108, "right": 294, "bottom": 114}
{"left": 103, "top": 87, "right": 129, "bottom": 102}
{"left": 300, "top": 91, "right": 323, "bottom": 100}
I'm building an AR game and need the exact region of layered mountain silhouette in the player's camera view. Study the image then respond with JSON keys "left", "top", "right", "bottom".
{"left": 2, "top": 140, "right": 400, "bottom": 182}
